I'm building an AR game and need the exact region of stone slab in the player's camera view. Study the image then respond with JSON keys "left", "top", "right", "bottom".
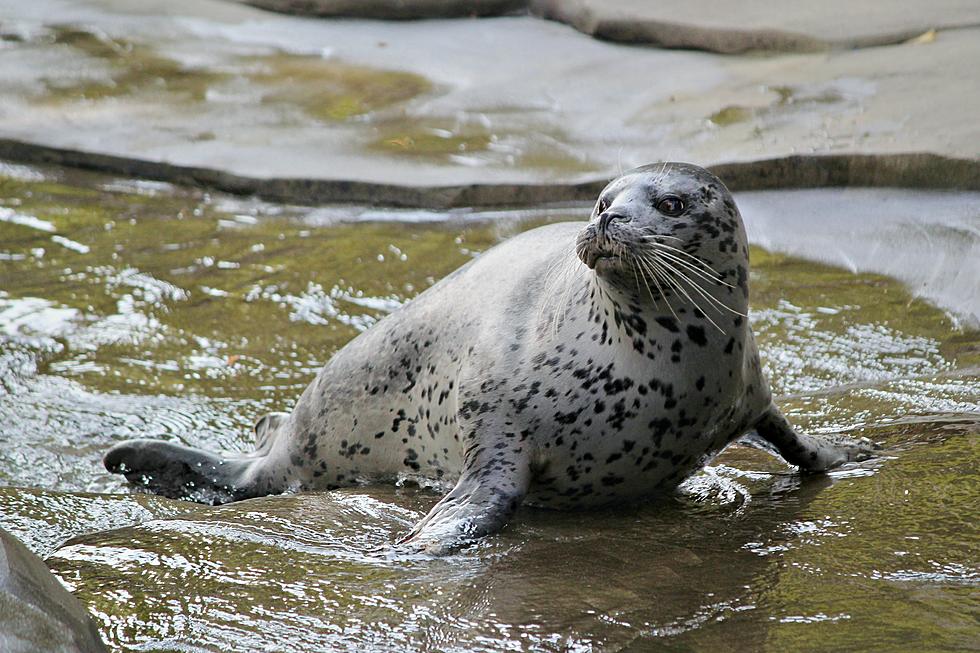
{"left": 531, "top": 0, "right": 980, "bottom": 53}
{"left": 0, "top": 0, "right": 977, "bottom": 197}
{"left": 2, "top": 140, "right": 976, "bottom": 208}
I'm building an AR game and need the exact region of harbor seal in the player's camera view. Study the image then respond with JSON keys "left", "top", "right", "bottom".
{"left": 104, "top": 162, "right": 875, "bottom": 553}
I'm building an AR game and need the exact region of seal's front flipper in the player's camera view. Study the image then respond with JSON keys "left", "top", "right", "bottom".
{"left": 398, "top": 444, "right": 531, "bottom": 555}
{"left": 753, "top": 404, "right": 878, "bottom": 472}
{"left": 104, "top": 439, "right": 260, "bottom": 505}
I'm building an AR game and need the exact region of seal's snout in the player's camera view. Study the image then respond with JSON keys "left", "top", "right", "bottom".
{"left": 575, "top": 225, "right": 602, "bottom": 269}
{"left": 578, "top": 209, "right": 632, "bottom": 271}
{"left": 597, "top": 209, "right": 628, "bottom": 239}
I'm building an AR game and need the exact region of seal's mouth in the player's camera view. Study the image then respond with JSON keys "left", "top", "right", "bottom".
{"left": 576, "top": 223, "right": 629, "bottom": 272}
{"left": 584, "top": 252, "right": 618, "bottom": 270}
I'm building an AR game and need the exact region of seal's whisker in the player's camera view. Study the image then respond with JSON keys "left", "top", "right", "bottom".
{"left": 673, "top": 268, "right": 747, "bottom": 318}
{"left": 645, "top": 252, "right": 719, "bottom": 322}
{"left": 537, "top": 251, "right": 571, "bottom": 327}
{"left": 547, "top": 258, "right": 575, "bottom": 333}
{"left": 630, "top": 262, "right": 642, "bottom": 302}
{"left": 649, "top": 256, "right": 726, "bottom": 333}
{"left": 653, "top": 255, "right": 726, "bottom": 311}
{"left": 643, "top": 240, "right": 730, "bottom": 280}
{"left": 631, "top": 254, "right": 661, "bottom": 310}
{"left": 647, "top": 241, "right": 717, "bottom": 264}
{"left": 647, "top": 247, "right": 736, "bottom": 289}
{"left": 556, "top": 267, "right": 588, "bottom": 334}
{"left": 539, "top": 249, "right": 582, "bottom": 335}
{"left": 550, "top": 253, "right": 587, "bottom": 335}
{"left": 637, "top": 254, "right": 679, "bottom": 321}
{"left": 641, "top": 239, "right": 725, "bottom": 273}
{"left": 649, "top": 260, "right": 688, "bottom": 325}
{"left": 654, "top": 255, "right": 747, "bottom": 320}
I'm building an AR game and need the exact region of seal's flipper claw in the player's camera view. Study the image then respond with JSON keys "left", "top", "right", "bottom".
{"left": 397, "top": 480, "right": 526, "bottom": 555}
{"left": 752, "top": 404, "right": 880, "bottom": 472}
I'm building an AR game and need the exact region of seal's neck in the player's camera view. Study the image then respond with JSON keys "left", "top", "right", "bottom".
{"left": 587, "top": 272, "right": 747, "bottom": 341}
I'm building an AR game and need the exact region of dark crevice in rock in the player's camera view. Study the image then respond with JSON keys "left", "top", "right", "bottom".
{"left": 235, "top": 0, "right": 529, "bottom": 20}
{"left": 0, "top": 139, "right": 976, "bottom": 209}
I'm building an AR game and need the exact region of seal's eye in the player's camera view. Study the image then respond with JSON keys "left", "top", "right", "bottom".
{"left": 596, "top": 198, "right": 609, "bottom": 215}
{"left": 656, "top": 195, "right": 685, "bottom": 216}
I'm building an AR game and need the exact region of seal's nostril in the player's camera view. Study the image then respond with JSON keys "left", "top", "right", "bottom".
{"left": 597, "top": 210, "right": 627, "bottom": 237}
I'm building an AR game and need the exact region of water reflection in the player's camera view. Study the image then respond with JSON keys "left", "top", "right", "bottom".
{"left": 46, "top": 471, "right": 816, "bottom": 651}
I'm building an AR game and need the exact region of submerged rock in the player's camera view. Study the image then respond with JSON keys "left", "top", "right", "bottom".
{"left": 0, "top": 528, "right": 106, "bottom": 653}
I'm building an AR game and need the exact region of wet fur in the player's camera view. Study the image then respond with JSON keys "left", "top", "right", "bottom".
{"left": 105, "top": 163, "right": 875, "bottom": 553}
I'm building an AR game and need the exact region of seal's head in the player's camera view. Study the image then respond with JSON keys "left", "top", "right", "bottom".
{"left": 576, "top": 162, "right": 750, "bottom": 307}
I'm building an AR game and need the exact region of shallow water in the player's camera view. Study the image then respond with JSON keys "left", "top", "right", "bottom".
{"left": 0, "top": 162, "right": 978, "bottom": 651}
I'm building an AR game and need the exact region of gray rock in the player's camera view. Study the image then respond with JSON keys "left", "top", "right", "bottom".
{"left": 235, "top": 0, "right": 527, "bottom": 20}
{"left": 531, "top": 0, "right": 980, "bottom": 53}
{"left": 0, "top": 0, "right": 977, "bottom": 199}
{"left": 1, "top": 138, "right": 977, "bottom": 209}
{"left": 0, "top": 528, "right": 107, "bottom": 653}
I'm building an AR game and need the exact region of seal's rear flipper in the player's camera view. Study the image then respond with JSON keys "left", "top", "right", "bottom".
{"left": 104, "top": 439, "right": 259, "bottom": 505}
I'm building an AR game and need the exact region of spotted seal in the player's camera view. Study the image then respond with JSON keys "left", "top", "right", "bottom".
{"left": 104, "top": 163, "right": 874, "bottom": 553}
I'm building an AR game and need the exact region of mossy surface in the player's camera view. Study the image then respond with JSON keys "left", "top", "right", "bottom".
{"left": 30, "top": 26, "right": 432, "bottom": 122}
{"left": 40, "top": 26, "right": 225, "bottom": 102}
{"left": 709, "top": 105, "right": 752, "bottom": 126}
{"left": 368, "top": 119, "right": 597, "bottom": 172}
{"left": 245, "top": 53, "right": 432, "bottom": 121}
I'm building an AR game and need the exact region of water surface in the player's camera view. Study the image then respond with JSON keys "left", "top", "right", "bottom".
{"left": 0, "top": 163, "right": 977, "bottom": 651}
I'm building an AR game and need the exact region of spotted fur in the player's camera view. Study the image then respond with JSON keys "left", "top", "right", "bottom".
{"left": 104, "top": 163, "right": 875, "bottom": 554}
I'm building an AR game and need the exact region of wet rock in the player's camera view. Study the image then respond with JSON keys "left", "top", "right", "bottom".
{"left": 1, "top": 3, "right": 977, "bottom": 191}
{"left": 1, "top": 139, "right": 977, "bottom": 209}
{"left": 531, "top": 0, "right": 980, "bottom": 53}
{"left": 234, "top": 0, "right": 527, "bottom": 20}
{"left": 0, "top": 527, "right": 106, "bottom": 653}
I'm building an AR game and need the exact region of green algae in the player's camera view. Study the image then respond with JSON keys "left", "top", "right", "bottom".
{"left": 368, "top": 119, "right": 598, "bottom": 172}
{"left": 247, "top": 53, "right": 432, "bottom": 121}
{"left": 244, "top": 53, "right": 432, "bottom": 121}
{"left": 371, "top": 124, "right": 493, "bottom": 156}
{"left": 0, "top": 167, "right": 501, "bottom": 406}
{"left": 708, "top": 85, "right": 849, "bottom": 128}
{"left": 32, "top": 26, "right": 432, "bottom": 122}
{"left": 759, "top": 417, "right": 980, "bottom": 652}
{"left": 708, "top": 105, "right": 753, "bottom": 126}
{"left": 41, "top": 26, "right": 225, "bottom": 102}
